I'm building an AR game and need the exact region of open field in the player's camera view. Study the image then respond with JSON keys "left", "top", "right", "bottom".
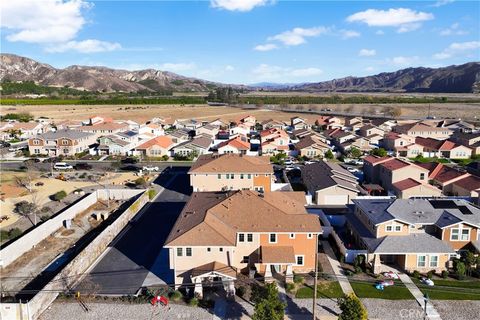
{"left": 2, "top": 102, "right": 480, "bottom": 123}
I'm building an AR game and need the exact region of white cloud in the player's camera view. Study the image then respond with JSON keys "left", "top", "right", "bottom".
{"left": 254, "top": 43, "right": 278, "bottom": 51}
{"left": 376, "top": 30, "right": 385, "bottom": 35}
{"left": 365, "top": 66, "right": 375, "bottom": 72}
{"left": 433, "top": 41, "right": 480, "bottom": 59}
{"left": 252, "top": 64, "right": 322, "bottom": 80}
{"left": 159, "top": 62, "right": 196, "bottom": 72}
{"left": 46, "top": 39, "right": 121, "bottom": 53}
{"left": 268, "top": 26, "right": 330, "bottom": 46}
{"left": 225, "top": 65, "right": 235, "bottom": 71}
{"left": 340, "top": 29, "right": 361, "bottom": 39}
{"left": 359, "top": 49, "right": 376, "bottom": 57}
{"left": 347, "top": 8, "right": 434, "bottom": 33}
{"left": 390, "top": 56, "right": 420, "bottom": 66}
{"left": 430, "top": 0, "right": 455, "bottom": 8}
{"left": 439, "top": 23, "right": 468, "bottom": 36}
{"left": 210, "top": 0, "right": 273, "bottom": 12}
{"left": 1, "top": 0, "right": 90, "bottom": 43}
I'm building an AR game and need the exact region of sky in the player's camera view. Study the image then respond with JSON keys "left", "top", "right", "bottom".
{"left": 1, "top": 0, "right": 479, "bottom": 84}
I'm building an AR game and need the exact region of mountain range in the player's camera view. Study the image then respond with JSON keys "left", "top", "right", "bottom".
{"left": 1, "top": 54, "right": 479, "bottom": 94}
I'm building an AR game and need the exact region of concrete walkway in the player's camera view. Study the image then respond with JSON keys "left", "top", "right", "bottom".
{"left": 321, "top": 241, "right": 354, "bottom": 295}
{"left": 398, "top": 273, "right": 442, "bottom": 320}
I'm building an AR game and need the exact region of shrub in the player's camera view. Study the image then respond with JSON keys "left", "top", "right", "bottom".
{"left": 325, "top": 150, "right": 334, "bottom": 160}
{"left": 455, "top": 261, "right": 466, "bottom": 280}
{"left": 236, "top": 286, "right": 246, "bottom": 298}
{"left": 412, "top": 270, "right": 420, "bottom": 279}
{"left": 40, "top": 206, "right": 51, "bottom": 213}
{"left": 293, "top": 274, "right": 304, "bottom": 284}
{"left": 52, "top": 190, "right": 67, "bottom": 201}
{"left": 188, "top": 297, "right": 199, "bottom": 307}
{"left": 7, "top": 228, "right": 22, "bottom": 240}
{"left": 14, "top": 201, "right": 36, "bottom": 216}
{"left": 337, "top": 293, "right": 368, "bottom": 320}
{"left": 160, "top": 155, "right": 169, "bottom": 161}
{"left": 147, "top": 189, "right": 157, "bottom": 200}
{"left": 427, "top": 270, "right": 435, "bottom": 279}
{"left": 40, "top": 215, "right": 49, "bottom": 222}
{"left": 286, "top": 283, "right": 296, "bottom": 293}
{"left": 169, "top": 290, "right": 183, "bottom": 302}
{"left": 134, "top": 177, "right": 147, "bottom": 187}
{"left": 441, "top": 270, "right": 449, "bottom": 279}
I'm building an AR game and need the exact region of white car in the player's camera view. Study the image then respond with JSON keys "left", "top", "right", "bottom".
{"left": 346, "top": 167, "right": 358, "bottom": 173}
{"left": 8, "top": 146, "right": 24, "bottom": 152}
{"left": 421, "top": 277, "right": 435, "bottom": 286}
{"left": 284, "top": 160, "right": 294, "bottom": 166}
{"left": 54, "top": 162, "right": 73, "bottom": 170}
{"left": 143, "top": 166, "right": 159, "bottom": 172}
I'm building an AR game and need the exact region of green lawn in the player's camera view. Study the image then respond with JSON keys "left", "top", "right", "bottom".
{"left": 295, "top": 281, "right": 344, "bottom": 299}
{"left": 411, "top": 278, "right": 480, "bottom": 300}
{"left": 350, "top": 281, "right": 414, "bottom": 300}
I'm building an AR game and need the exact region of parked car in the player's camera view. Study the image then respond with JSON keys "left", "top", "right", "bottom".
{"left": 24, "top": 158, "right": 41, "bottom": 164}
{"left": 121, "top": 157, "right": 138, "bottom": 164}
{"left": 346, "top": 167, "right": 359, "bottom": 173}
{"left": 421, "top": 277, "right": 434, "bottom": 286}
{"left": 0, "top": 141, "right": 11, "bottom": 148}
{"left": 284, "top": 159, "right": 294, "bottom": 166}
{"left": 44, "top": 157, "right": 61, "bottom": 163}
{"left": 53, "top": 162, "right": 73, "bottom": 170}
{"left": 74, "top": 163, "right": 93, "bottom": 170}
{"left": 383, "top": 271, "right": 399, "bottom": 280}
{"left": 8, "top": 146, "right": 25, "bottom": 152}
{"left": 352, "top": 159, "right": 364, "bottom": 166}
{"left": 143, "top": 165, "right": 159, "bottom": 172}
{"left": 120, "top": 165, "right": 140, "bottom": 171}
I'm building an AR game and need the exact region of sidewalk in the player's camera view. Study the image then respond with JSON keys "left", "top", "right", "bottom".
{"left": 398, "top": 273, "right": 442, "bottom": 320}
{"left": 321, "top": 241, "right": 354, "bottom": 295}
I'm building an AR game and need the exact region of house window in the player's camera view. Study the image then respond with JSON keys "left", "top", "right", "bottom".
{"left": 269, "top": 233, "right": 277, "bottom": 243}
{"left": 218, "top": 174, "right": 221, "bottom": 179}
{"left": 33, "top": 140, "right": 40, "bottom": 145}
{"left": 242, "top": 256, "right": 249, "bottom": 263}
{"left": 207, "top": 248, "right": 211, "bottom": 252}
{"left": 63, "top": 149, "right": 69, "bottom": 154}
{"left": 248, "top": 174, "right": 252, "bottom": 179}
{"left": 386, "top": 225, "right": 393, "bottom": 232}
{"left": 307, "top": 233, "right": 313, "bottom": 239}
{"left": 451, "top": 228, "right": 470, "bottom": 241}
{"left": 62, "top": 139, "right": 69, "bottom": 145}
{"left": 289, "top": 233, "right": 295, "bottom": 239}
{"left": 230, "top": 174, "right": 235, "bottom": 179}
{"left": 395, "top": 225, "right": 402, "bottom": 232}
{"left": 420, "top": 173, "right": 425, "bottom": 180}
{"left": 34, "top": 149, "right": 40, "bottom": 154}
{"left": 417, "top": 255, "right": 426, "bottom": 268}
{"left": 239, "top": 233, "right": 245, "bottom": 242}
{"left": 219, "top": 247, "right": 223, "bottom": 252}
{"left": 240, "top": 174, "right": 244, "bottom": 179}
{"left": 461, "top": 229, "right": 470, "bottom": 241}
{"left": 186, "top": 248, "right": 192, "bottom": 256}
{"left": 177, "top": 248, "right": 183, "bottom": 257}
{"left": 430, "top": 255, "right": 439, "bottom": 268}
{"left": 247, "top": 233, "right": 253, "bottom": 242}
{"left": 295, "top": 255, "right": 304, "bottom": 266}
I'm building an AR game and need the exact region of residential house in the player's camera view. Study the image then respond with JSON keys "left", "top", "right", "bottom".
{"left": 135, "top": 136, "right": 175, "bottom": 158}
{"left": 363, "top": 156, "right": 441, "bottom": 198}
{"left": 139, "top": 123, "right": 165, "bottom": 137}
{"left": 315, "top": 116, "right": 343, "bottom": 130}
{"left": 54, "top": 119, "right": 83, "bottom": 130}
{"left": 79, "top": 121, "right": 129, "bottom": 138}
{"left": 416, "top": 162, "right": 470, "bottom": 193}
{"left": 229, "top": 123, "right": 251, "bottom": 137}
{"left": 301, "top": 161, "right": 361, "bottom": 205}
{"left": 393, "top": 121, "right": 453, "bottom": 139}
{"left": 196, "top": 124, "right": 220, "bottom": 138}
{"left": 28, "top": 129, "right": 96, "bottom": 156}
{"left": 176, "top": 119, "right": 203, "bottom": 131}
{"left": 169, "top": 129, "right": 191, "bottom": 144}
{"left": 415, "top": 137, "right": 472, "bottom": 159}
{"left": 260, "top": 128, "right": 289, "bottom": 155}
{"left": 261, "top": 119, "right": 287, "bottom": 130}
{"left": 82, "top": 115, "right": 112, "bottom": 126}
{"left": 449, "top": 175, "right": 480, "bottom": 198}
{"left": 347, "top": 198, "right": 480, "bottom": 273}
{"left": 451, "top": 132, "right": 480, "bottom": 156}
{"left": 437, "top": 120, "right": 475, "bottom": 133}
{"left": 294, "top": 135, "right": 330, "bottom": 158}
{"left": 0, "top": 121, "right": 50, "bottom": 140}
{"left": 97, "top": 135, "right": 133, "bottom": 155}
{"left": 290, "top": 117, "right": 309, "bottom": 130}
{"left": 237, "top": 115, "right": 256, "bottom": 129}
{"left": 217, "top": 136, "right": 250, "bottom": 155}
{"left": 340, "top": 136, "right": 372, "bottom": 153}
{"left": 358, "top": 125, "right": 385, "bottom": 145}
{"left": 369, "top": 119, "right": 397, "bottom": 132}
{"left": 170, "top": 136, "right": 212, "bottom": 157}
{"left": 188, "top": 154, "right": 274, "bottom": 192}
{"left": 383, "top": 132, "right": 419, "bottom": 157}
{"left": 164, "top": 190, "right": 322, "bottom": 296}
{"left": 344, "top": 117, "right": 363, "bottom": 131}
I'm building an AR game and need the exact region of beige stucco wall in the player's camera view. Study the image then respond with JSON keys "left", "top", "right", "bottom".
{"left": 379, "top": 165, "right": 428, "bottom": 191}
{"left": 376, "top": 220, "right": 410, "bottom": 237}
{"left": 315, "top": 186, "right": 357, "bottom": 205}
{"left": 442, "top": 223, "right": 479, "bottom": 251}
{"left": 404, "top": 253, "right": 450, "bottom": 272}
{"left": 450, "top": 183, "right": 480, "bottom": 197}
{"left": 189, "top": 173, "right": 272, "bottom": 192}
{"left": 396, "top": 184, "right": 442, "bottom": 199}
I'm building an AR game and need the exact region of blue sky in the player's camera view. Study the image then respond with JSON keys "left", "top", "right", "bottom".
{"left": 1, "top": 0, "right": 479, "bottom": 84}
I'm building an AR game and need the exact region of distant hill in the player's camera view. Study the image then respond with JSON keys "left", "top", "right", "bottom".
{"left": 290, "top": 62, "right": 480, "bottom": 93}
{"left": 0, "top": 54, "right": 244, "bottom": 93}
{"left": 1, "top": 53, "right": 479, "bottom": 94}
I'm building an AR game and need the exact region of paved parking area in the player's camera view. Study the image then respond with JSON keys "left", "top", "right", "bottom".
{"left": 75, "top": 168, "right": 191, "bottom": 295}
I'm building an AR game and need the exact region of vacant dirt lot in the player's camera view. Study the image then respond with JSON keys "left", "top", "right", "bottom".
{"left": 5, "top": 102, "right": 479, "bottom": 123}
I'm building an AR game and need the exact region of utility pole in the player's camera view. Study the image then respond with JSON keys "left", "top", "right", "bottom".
{"left": 312, "top": 236, "right": 319, "bottom": 320}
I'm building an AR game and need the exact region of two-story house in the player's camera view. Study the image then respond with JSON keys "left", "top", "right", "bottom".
{"left": 260, "top": 128, "right": 289, "bottom": 155}
{"left": 164, "top": 190, "right": 322, "bottom": 297}
{"left": 347, "top": 198, "right": 479, "bottom": 274}
{"left": 28, "top": 129, "right": 96, "bottom": 156}
{"left": 393, "top": 121, "right": 453, "bottom": 139}
{"left": 415, "top": 137, "right": 472, "bottom": 159}
{"left": 188, "top": 154, "right": 274, "bottom": 192}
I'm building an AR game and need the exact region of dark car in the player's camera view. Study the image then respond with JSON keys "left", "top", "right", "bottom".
{"left": 74, "top": 163, "right": 93, "bottom": 170}
{"left": 121, "top": 157, "right": 138, "bottom": 164}
{"left": 44, "top": 157, "right": 60, "bottom": 163}
{"left": 24, "top": 158, "right": 41, "bottom": 164}
{"left": 0, "top": 141, "right": 11, "bottom": 148}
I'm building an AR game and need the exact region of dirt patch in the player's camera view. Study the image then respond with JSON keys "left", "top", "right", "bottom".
{"left": 60, "top": 229, "right": 75, "bottom": 236}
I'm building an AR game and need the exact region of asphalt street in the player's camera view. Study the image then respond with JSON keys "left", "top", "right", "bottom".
{"left": 75, "top": 167, "right": 191, "bottom": 295}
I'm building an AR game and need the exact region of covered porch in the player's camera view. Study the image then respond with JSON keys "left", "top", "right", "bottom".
{"left": 257, "top": 246, "right": 295, "bottom": 283}
{"left": 190, "top": 261, "right": 237, "bottom": 299}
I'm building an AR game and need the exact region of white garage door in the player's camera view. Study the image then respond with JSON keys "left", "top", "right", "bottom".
{"left": 323, "top": 195, "right": 349, "bottom": 205}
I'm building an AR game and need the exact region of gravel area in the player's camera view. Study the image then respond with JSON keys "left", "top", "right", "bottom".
{"left": 432, "top": 300, "right": 480, "bottom": 320}
{"left": 361, "top": 299, "right": 424, "bottom": 320}
{"left": 39, "top": 302, "right": 214, "bottom": 320}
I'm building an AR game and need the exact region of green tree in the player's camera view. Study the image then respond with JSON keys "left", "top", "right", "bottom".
{"left": 349, "top": 147, "right": 362, "bottom": 159}
{"left": 52, "top": 190, "right": 67, "bottom": 201}
{"left": 337, "top": 293, "right": 368, "bottom": 320}
{"left": 325, "top": 149, "right": 334, "bottom": 160}
{"left": 455, "top": 261, "right": 466, "bottom": 280}
{"left": 252, "top": 283, "right": 286, "bottom": 320}
{"left": 462, "top": 251, "right": 477, "bottom": 276}
{"left": 370, "top": 148, "right": 387, "bottom": 157}
{"left": 14, "top": 201, "right": 37, "bottom": 217}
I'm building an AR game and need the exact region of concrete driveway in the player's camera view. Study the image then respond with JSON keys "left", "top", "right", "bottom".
{"left": 75, "top": 168, "right": 191, "bottom": 295}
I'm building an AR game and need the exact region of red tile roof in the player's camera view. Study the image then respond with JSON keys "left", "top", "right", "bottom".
{"left": 379, "top": 158, "right": 410, "bottom": 171}
{"left": 136, "top": 136, "right": 174, "bottom": 149}
{"left": 218, "top": 136, "right": 250, "bottom": 150}
{"left": 363, "top": 155, "right": 391, "bottom": 165}
{"left": 453, "top": 175, "right": 480, "bottom": 191}
{"left": 392, "top": 178, "right": 421, "bottom": 191}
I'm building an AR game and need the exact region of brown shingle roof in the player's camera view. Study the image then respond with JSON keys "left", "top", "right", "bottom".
{"left": 165, "top": 190, "right": 321, "bottom": 247}
{"left": 260, "top": 246, "right": 296, "bottom": 263}
{"left": 453, "top": 175, "right": 480, "bottom": 191}
{"left": 189, "top": 154, "right": 273, "bottom": 173}
{"left": 190, "top": 261, "right": 237, "bottom": 279}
